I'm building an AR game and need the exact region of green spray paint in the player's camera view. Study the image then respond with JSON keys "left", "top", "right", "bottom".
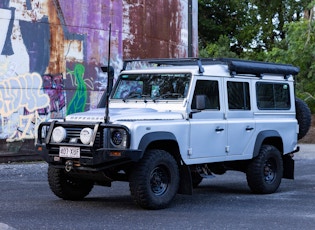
{"left": 66, "top": 64, "right": 87, "bottom": 115}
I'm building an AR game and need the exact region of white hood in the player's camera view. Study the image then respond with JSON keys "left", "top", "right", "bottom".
{"left": 65, "top": 108, "right": 184, "bottom": 122}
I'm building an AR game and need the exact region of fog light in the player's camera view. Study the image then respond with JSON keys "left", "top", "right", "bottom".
{"left": 80, "top": 128, "right": 93, "bottom": 144}
{"left": 52, "top": 126, "right": 66, "bottom": 143}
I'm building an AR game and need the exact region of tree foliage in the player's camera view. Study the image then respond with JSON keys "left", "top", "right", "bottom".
{"left": 198, "top": 0, "right": 315, "bottom": 112}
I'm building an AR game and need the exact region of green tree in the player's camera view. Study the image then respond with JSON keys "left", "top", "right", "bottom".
{"left": 199, "top": 35, "right": 237, "bottom": 58}
{"left": 266, "top": 20, "right": 315, "bottom": 112}
{"left": 198, "top": 0, "right": 310, "bottom": 54}
{"left": 198, "top": 0, "right": 256, "bottom": 54}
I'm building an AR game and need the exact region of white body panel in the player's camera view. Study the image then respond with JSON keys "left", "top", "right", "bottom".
{"left": 64, "top": 62, "right": 299, "bottom": 165}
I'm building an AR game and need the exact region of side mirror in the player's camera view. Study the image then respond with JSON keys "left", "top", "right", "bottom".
{"left": 196, "top": 95, "right": 207, "bottom": 110}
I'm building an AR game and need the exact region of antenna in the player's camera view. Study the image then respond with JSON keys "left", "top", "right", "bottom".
{"left": 105, "top": 23, "right": 112, "bottom": 123}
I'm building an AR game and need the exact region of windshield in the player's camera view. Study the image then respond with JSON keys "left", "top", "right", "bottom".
{"left": 112, "top": 73, "right": 191, "bottom": 100}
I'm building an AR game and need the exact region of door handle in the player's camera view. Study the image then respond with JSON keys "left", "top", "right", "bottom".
{"left": 215, "top": 127, "right": 224, "bottom": 132}
{"left": 246, "top": 126, "right": 254, "bottom": 131}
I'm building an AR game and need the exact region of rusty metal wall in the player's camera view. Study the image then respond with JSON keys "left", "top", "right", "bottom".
{"left": 0, "top": 0, "right": 198, "bottom": 153}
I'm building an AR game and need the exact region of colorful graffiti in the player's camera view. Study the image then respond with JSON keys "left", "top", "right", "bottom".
{"left": 0, "top": 72, "right": 49, "bottom": 141}
{"left": 42, "top": 73, "right": 66, "bottom": 118}
{"left": 0, "top": 0, "right": 198, "bottom": 150}
{"left": 66, "top": 64, "right": 88, "bottom": 115}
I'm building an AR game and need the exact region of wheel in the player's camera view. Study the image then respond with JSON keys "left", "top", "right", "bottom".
{"left": 246, "top": 145, "right": 283, "bottom": 194}
{"left": 295, "top": 98, "right": 311, "bottom": 140}
{"left": 48, "top": 166, "right": 94, "bottom": 200}
{"left": 129, "top": 149, "right": 180, "bottom": 209}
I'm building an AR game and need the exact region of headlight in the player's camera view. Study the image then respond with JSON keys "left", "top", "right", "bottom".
{"left": 80, "top": 127, "right": 94, "bottom": 145}
{"left": 110, "top": 129, "right": 127, "bottom": 148}
{"left": 52, "top": 126, "right": 67, "bottom": 143}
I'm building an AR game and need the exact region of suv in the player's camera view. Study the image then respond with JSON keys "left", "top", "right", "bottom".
{"left": 36, "top": 58, "right": 311, "bottom": 209}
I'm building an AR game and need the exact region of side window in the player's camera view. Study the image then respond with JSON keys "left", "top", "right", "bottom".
{"left": 227, "top": 81, "right": 250, "bottom": 110}
{"left": 256, "top": 82, "right": 290, "bottom": 110}
{"left": 191, "top": 80, "right": 220, "bottom": 110}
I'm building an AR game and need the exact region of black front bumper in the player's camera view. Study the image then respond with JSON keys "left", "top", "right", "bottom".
{"left": 35, "top": 121, "right": 142, "bottom": 171}
{"left": 36, "top": 143, "right": 142, "bottom": 171}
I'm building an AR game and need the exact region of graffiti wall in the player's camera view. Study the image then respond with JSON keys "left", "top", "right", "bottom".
{"left": 0, "top": 0, "right": 198, "bottom": 152}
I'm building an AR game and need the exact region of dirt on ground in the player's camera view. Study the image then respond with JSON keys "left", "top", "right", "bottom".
{"left": 299, "top": 115, "right": 315, "bottom": 144}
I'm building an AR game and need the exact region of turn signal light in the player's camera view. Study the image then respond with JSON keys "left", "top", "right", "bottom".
{"left": 109, "top": 151, "right": 121, "bottom": 157}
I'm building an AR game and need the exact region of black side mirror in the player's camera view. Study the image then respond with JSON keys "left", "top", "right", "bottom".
{"left": 196, "top": 95, "right": 207, "bottom": 110}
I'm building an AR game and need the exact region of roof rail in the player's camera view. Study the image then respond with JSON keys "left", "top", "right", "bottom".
{"left": 122, "top": 58, "right": 300, "bottom": 76}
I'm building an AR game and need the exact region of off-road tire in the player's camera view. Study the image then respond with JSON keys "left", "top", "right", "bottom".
{"left": 246, "top": 145, "right": 283, "bottom": 194}
{"left": 295, "top": 97, "right": 311, "bottom": 140}
{"left": 48, "top": 166, "right": 94, "bottom": 200}
{"left": 129, "top": 149, "right": 180, "bottom": 210}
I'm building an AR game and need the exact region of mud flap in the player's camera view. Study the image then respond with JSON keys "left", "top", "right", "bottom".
{"left": 178, "top": 163, "right": 193, "bottom": 195}
{"left": 283, "top": 154, "right": 294, "bottom": 179}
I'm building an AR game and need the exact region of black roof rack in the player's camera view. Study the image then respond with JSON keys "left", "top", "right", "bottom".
{"left": 122, "top": 58, "right": 300, "bottom": 76}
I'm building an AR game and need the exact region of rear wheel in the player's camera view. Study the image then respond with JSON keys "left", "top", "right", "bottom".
{"left": 129, "top": 149, "right": 180, "bottom": 209}
{"left": 48, "top": 166, "right": 94, "bottom": 200}
{"left": 246, "top": 145, "right": 283, "bottom": 194}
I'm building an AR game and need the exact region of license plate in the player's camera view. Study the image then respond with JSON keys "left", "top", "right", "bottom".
{"left": 59, "top": 146, "right": 80, "bottom": 158}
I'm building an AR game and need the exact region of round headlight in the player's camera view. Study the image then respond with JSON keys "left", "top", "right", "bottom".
{"left": 52, "top": 126, "right": 66, "bottom": 143}
{"left": 80, "top": 128, "right": 94, "bottom": 145}
{"left": 111, "top": 130, "right": 123, "bottom": 146}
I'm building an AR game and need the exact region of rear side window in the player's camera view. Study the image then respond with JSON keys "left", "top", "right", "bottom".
{"left": 256, "top": 82, "right": 290, "bottom": 110}
{"left": 227, "top": 81, "right": 250, "bottom": 110}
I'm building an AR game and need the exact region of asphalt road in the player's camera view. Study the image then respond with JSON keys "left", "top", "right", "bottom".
{"left": 0, "top": 144, "right": 314, "bottom": 230}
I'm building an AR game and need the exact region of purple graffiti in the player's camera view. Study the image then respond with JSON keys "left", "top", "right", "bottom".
{"left": 43, "top": 74, "right": 65, "bottom": 112}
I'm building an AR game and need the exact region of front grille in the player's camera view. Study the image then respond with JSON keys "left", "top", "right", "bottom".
{"left": 58, "top": 127, "right": 102, "bottom": 147}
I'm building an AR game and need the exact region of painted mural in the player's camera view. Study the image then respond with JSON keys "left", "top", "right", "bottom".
{"left": 0, "top": 0, "right": 198, "bottom": 151}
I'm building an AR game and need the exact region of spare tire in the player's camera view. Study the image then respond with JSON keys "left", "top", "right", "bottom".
{"left": 295, "top": 98, "right": 312, "bottom": 140}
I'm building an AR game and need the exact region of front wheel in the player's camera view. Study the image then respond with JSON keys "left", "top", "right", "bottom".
{"left": 246, "top": 145, "right": 283, "bottom": 194}
{"left": 129, "top": 149, "right": 180, "bottom": 209}
{"left": 48, "top": 166, "right": 94, "bottom": 200}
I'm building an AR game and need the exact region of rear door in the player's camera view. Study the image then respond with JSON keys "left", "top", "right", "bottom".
{"left": 224, "top": 79, "right": 255, "bottom": 156}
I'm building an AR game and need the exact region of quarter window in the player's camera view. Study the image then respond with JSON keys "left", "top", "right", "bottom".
{"left": 256, "top": 82, "right": 290, "bottom": 110}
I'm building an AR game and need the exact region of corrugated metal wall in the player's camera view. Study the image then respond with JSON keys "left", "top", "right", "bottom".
{"left": 0, "top": 0, "right": 197, "bottom": 153}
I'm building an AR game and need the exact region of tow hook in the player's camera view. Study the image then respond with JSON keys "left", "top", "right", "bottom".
{"left": 65, "top": 160, "right": 73, "bottom": 172}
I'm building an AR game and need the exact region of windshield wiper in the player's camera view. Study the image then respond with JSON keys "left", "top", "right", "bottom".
{"left": 123, "top": 92, "right": 151, "bottom": 103}
{"left": 152, "top": 93, "right": 183, "bottom": 102}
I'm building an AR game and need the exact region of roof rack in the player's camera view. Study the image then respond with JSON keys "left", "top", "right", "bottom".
{"left": 122, "top": 58, "right": 300, "bottom": 76}
{"left": 122, "top": 58, "right": 207, "bottom": 74}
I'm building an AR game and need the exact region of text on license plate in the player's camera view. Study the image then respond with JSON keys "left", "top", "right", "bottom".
{"left": 59, "top": 146, "right": 80, "bottom": 158}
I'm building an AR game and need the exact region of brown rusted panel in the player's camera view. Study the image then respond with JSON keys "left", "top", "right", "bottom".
{"left": 123, "top": 0, "right": 187, "bottom": 59}
{"left": 46, "top": 0, "right": 66, "bottom": 74}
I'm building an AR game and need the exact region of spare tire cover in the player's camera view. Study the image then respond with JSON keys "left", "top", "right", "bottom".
{"left": 295, "top": 98, "right": 312, "bottom": 140}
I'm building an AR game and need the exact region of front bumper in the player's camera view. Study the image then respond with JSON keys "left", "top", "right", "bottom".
{"left": 36, "top": 143, "right": 142, "bottom": 171}
{"left": 36, "top": 121, "right": 142, "bottom": 171}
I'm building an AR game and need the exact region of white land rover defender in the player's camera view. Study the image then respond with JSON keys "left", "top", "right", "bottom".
{"left": 36, "top": 58, "right": 311, "bottom": 209}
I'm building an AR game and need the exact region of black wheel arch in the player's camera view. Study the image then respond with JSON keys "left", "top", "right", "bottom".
{"left": 138, "top": 131, "right": 180, "bottom": 159}
{"left": 253, "top": 130, "right": 283, "bottom": 158}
